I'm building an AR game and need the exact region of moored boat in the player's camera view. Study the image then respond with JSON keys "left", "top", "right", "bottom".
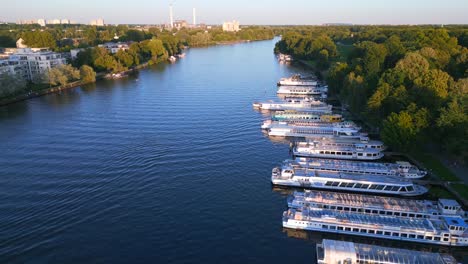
{"left": 293, "top": 141, "right": 384, "bottom": 160}
{"left": 267, "top": 124, "right": 362, "bottom": 139}
{"left": 271, "top": 111, "right": 341, "bottom": 122}
{"left": 277, "top": 85, "right": 327, "bottom": 95}
{"left": 288, "top": 190, "right": 465, "bottom": 219}
{"left": 253, "top": 98, "right": 331, "bottom": 111}
{"left": 271, "top": 164, "right": 427, "bottom": 196}
{"left": 316, "top": 239, "right": 459, "bottom": 264}
{"left": 283, "top": 207, "right": 468, "bottom": 246}
{"left": 261, "top": 120, "right": 359, "bottom": 130}
{"left": 278, "top": 74, "right": 317, "bottom": 86}
{"left": 291, "top": 157, "right": 425, "bottom": 178}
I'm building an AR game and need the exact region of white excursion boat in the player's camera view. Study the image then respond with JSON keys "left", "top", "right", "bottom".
{"left": 261, "top": 120, "right": 359, "bottom": 130}
{"left": 316, "top": 239, "right": 459, "bottom": 264}
{"left": 283, "top": 208, "right": 468, "bottom": 246}
{"left": 277, "top": 85, "right": 328, "bottom": 95}
{"left": 253, "top": 98, "right": 331, "bottom": 111}
{"left": 293, "top": 141, "right": 384, "bottom": 160}
{"left": 278, "top": 53, "right": 293, "bottom": 62}
{"left": 291, "top": 157, "right": 426, "bottom": 179}
{"left": 288, "top": 190, "right": 466, "bottom": 219}
{"left": 271, "top": 164, "right": 427, "bottom": 196}
{"left": 267, "top": 124, "right": 362, "bottom": 139}
{"left": 278, "top": 74, "right": 317, "bottom": 86}
{"left": 293, "top": 137, "right": 386, "bottom": 151}
{"left": 271, "top": 111, "right": 341, "bottom": 122}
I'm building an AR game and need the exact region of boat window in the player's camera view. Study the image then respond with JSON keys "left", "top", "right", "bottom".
{"left": 323, "top": 225, "right": 328, "bottom": 229}
{"left": 368, "top": 230, "right": 375, "bottom": 234}
{"left": 361, "top": 184, "right": 369, "bottom": 189}
{"left": 434, "top": 237, "right": 441, "bottom": 241}
{"left": 337, "top": 207, "right": 343, "bottom": 210}
{"left": 384, "top": 232, "right": 391, "bottom": 236}
{"left": 407, "top": 186, "right": 414, "bottom": 192}
{"left": 417, "top": 235, "right": 424, "bottom": 239}
{"left": 368, "top": 185, "right": 377, "bottom": 189}
{"left": 355, "top": 183, "right": 363, "bottom": 188}
{"left": 351, "top": 208, "right": 357, "bottom": 212}
{"left": 345, "top": 227, "right": 351, "bottom": 231}
{"left": 358, "top": 153, "right": 363, "bottom": 156}
{"left": 376, "top": 231, "right": 383, "bottom": 235}
{"left": 375, "top": 185, "right": 385, "bottom": 190}
{"left": 325, "top": 182, "right": 333, "bottom": 186}
{"left": 409, "top": 234, "right": 416, "bottom": 238}
{"left": 338, "top": 226, "right": 344, "bottom": 230}
{"left": 401, "top": 213, "right": 408, "bottom": 217}
{"left": 392, "top": 233, "right": 399, "bottom": 237}
{"left": 426, "top": 236, "right": 433, "bottom": 240}
{"left": 352, "top": 228, "right": 359, "bottom": 232}
{"left": 401, "top": 233, "right": 408, "bottom": 238}
{"left": 360, "top": 229, "right": 367, "bottom": 233}
{"left": 383, "top": 186, "right": 392, "bottom": 191}
{"left": 331, "top": 182, "right": 340, "bottom": 186}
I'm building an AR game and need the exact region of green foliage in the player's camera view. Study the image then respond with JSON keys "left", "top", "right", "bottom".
{"left": 21, "top": 31, "right": 57, "bottom": 48}
{"left": 381, "top": 105, "right": 429, "bottom": 151}
{"left": 79, "top": 65, "right": 96, "bottom": 83}
{"left": 0, "top": 73, "right": 27, "bottom": 97}
{"left": 44, "top": 64, "right": 80, "bottom": 86}
{"left": 115, "top": 50, "right": 134, "bottom": 67}
{"left": 275, "top": 25, "right": 467, "bottom": 158}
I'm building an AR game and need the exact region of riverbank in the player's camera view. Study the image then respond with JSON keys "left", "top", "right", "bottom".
{"left": 0, "top": 61, "right": 154, "bottom": 107}
{"left": 294, "top": 53, "right": 468, "bottom": 205}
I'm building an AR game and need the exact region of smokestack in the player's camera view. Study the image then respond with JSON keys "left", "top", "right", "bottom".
{"left": 169, "top": 4, "right": 174, "bottom": 28}
{"left": 193, "top": 8, "right": 196, "bottom": 26}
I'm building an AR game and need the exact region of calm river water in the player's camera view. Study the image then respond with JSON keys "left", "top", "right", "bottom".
{"left": 1, "top": 38, "right": 466, "bottom": 264}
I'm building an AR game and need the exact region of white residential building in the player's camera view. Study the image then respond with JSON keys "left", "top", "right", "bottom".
{"left": 70, "top": 48, "right": 85, "bottom": 59}
{"left": 90, "top": 18, "right": 105, "bottom": 26}
{"left": 98, "top": 42, "right": 130, "bottom": 54}
{"left": 222, "top": 20, "right": 240, "bottom": 32}
{"left": 0, "top": 48, "right": 67, "bottom": 81}
{"left": 47, "top": 19, "right": 61, "bottom": 25}
{"left": 61, "top": 19, "right": 69, "bottom": 24}
{"left": 37, "top": 19, "right": 46, "bottom": 27}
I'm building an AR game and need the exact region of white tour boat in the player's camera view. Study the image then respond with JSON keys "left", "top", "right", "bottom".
{"left": 278, "top": 74, "right": 318, "bottom": 86}
{"left": 292, "top": 141, "right": 384, "bottom": 160}
{"left": 253, "top": 98, "right": 331, "bottom": 112}
{"left": 291, "top": 157, "right": 426, "bottom": 179}
{"left": 271, "top": 164, "right": 427, "bottom": 196}
{"left": 283, "top": 207, "right": 468, "bottom": 246}
{"left": 271, "top": 111, "right": 341, "bottom": 122}
{"left": 277, "top": 85, "right": 328, "bottom": 95}
{"left": 316, "top": 239, "right": 459, "bottom": 264}
{"left": 267, "top": 124, "right": 362, "bottom": 139}
{"left": 288, "top": 190, "right": 466, "bottom": 219}
{"left": 261, "top": 120, "right": 359, "bottom": 130}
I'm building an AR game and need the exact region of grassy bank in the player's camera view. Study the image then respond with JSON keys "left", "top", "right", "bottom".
{"left": 410, "top": 149, "right": 459, "bottom": 181}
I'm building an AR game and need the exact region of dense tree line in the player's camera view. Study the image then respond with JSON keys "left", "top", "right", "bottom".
{"left": 276, "top": 26, "right": 467, "bottom": 161}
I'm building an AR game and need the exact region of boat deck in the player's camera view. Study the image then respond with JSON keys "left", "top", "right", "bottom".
{"left": 289, "top": 208, "right": 436, "bottom": 232}
{"left": 291, "top": 190, "right": 440, "bottom": 214}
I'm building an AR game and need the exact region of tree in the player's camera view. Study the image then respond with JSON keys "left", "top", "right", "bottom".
{"left": 115, "top": 49, "right": 134, "bottom": 67}
{"left": 46, "top": 68, "right": 68, "bottom": 86}
{"left": 395, "top": 52, "right": 430, "bottom": 81}
{"left": 21, "top": 31, "right": 57, "bottom": 48}
{"left": 326, "top": 62, "right": 349, "bottom": 96}
{"left": 125, "top": 29, "right": 145, "bottom": 42}
{"left": 0, "top": 73, "right": 27, "bottom": 97}
{"left": 93, "top": 47, "right": 117, "bottom": 71}
{"left": 436, "top": 99, "right": 468, "bottom": 155}
{"left": 80, "top": 65, "right": 96, "bottom": 83}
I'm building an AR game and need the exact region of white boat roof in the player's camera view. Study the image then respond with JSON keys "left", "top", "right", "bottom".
{"left": 286, "top": 167, "right": 412, "bottom": 184}
{"left": 289, "top": 208, "right": 436, "bottom": 231}
{"left": 291, "top": 190, "right": 441, "bottom": 214}
{"left": 320, "top": 239, "right": 458, "bottom": 264}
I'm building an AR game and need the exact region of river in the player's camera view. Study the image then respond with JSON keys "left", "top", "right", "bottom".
{"left": 0, "top": 38, "right": 319, "bottom": 263}
{"left": 2, "top": 38, "right": 467, "bottom": 264}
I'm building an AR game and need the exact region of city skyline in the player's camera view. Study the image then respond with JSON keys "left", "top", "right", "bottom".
{"left": 3, "top": 0, "right": 468, "bottom": 25}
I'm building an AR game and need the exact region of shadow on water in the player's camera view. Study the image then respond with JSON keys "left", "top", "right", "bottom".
{"left": 38, "top": 88, "right": 82, "bottom": 108}
{"left": 0, "top": 101, "right": 29, "bottom": 120}
{"left": 281, "top": 228, "right": 468, "bottom": 256}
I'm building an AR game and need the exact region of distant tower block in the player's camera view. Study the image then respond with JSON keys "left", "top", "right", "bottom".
{"left": 193, "top": 8, "right": 196, "bottom": 26}
{"left": 169, "top": 3, "right": 174, "bottom": 28}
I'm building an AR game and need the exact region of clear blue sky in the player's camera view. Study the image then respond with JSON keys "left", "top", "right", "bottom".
{"left": 3, "top": 0, "right": 468, "bottom": 25}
